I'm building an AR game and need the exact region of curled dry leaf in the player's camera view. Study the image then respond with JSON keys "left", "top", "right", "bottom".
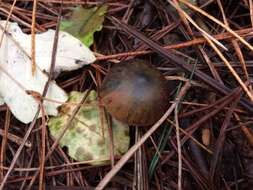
{"left": 48, "top": 90, "right": 130, "bottom": 165}
{"left": 0, "top": 21, "right": 96, "bottom": 123}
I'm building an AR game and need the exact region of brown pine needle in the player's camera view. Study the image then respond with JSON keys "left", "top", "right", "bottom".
{"left": 167, "top": 119, "right": 213, "bottom": 154}
{"left": 0, "top": 0, "right": 17, "bottom": 46}
{"left": 38, "top": 100, "right": 46, "bottom": 190}
{"left": 250, "top": 0, "right": 253, "bottom": 26}
{"left": 235, "top": 113, "right": 253, "bottom": 147}
{"left": 0, "top": 109, "right": 10, "bottom": 181}
{"left": 31, "top": 0, "right": 38, "bottom": 76}
{"left": 175, "top": 104, "right": 182, "bottom": 190}
{"left": 217, "top": 0, "right": 249, "bottom": 81}
{"left": 0, "top": 128, "right": 31, "bottom": 148}
{"left": 204, "top": 36, "right": 253, "bottom": 103}
{"left": 180, "top": 0, "right": 253, "bottom": 52}
{"left": 170, "top": 0, "right": 253, "bottom": 103}
{"left": 95, "top": 28, "right": 253, "bottom": 61}
{"left": 169, "top": 0, "right": 227, "bottom": 51}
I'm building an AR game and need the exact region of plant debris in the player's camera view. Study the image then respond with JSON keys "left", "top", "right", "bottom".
{"left": 48, "top": 90, "right": 130, "bottom": 165}
{"left": 60, "top": 4, "right": 108, "bottom": 47}
{"left": 0, "top": 21, "right": 95, "bottom": 123}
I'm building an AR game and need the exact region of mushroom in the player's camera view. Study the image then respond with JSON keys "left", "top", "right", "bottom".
{"left": 100, "top": 59, "right": 170, "bottom": 126}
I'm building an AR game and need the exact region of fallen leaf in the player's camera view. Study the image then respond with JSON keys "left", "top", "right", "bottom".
{"left": 4, "top": 21, "right": 96, "bottom": 74}
{"left": 60, "top": 4, "right": 108, "bottom": 47}
{"left": 48, "top": 90, "right": 130, "bottom": 165}
{"left": 0, "top": 21, "right": 96, "bottom": 123}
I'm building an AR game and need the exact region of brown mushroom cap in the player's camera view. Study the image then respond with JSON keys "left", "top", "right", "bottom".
{"left": 100, "top": 59, "right": 170, "bottom": 126}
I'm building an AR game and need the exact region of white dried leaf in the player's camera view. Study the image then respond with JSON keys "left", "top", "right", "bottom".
{"left": 4, "top": 21, "right": 96, "bottom": 74}
{"left": 0, "top": 96, "right": 4, "bottom": 105}
{"left": 0, "top": 21, "right": 96, "bottom": 123}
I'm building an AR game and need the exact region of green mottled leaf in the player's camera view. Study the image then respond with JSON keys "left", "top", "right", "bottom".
{"left": 60, "top": 4, "right": 108, "bottom": 47}
{"left": 48, "top": 90, "right": 130, "bottom": 165}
